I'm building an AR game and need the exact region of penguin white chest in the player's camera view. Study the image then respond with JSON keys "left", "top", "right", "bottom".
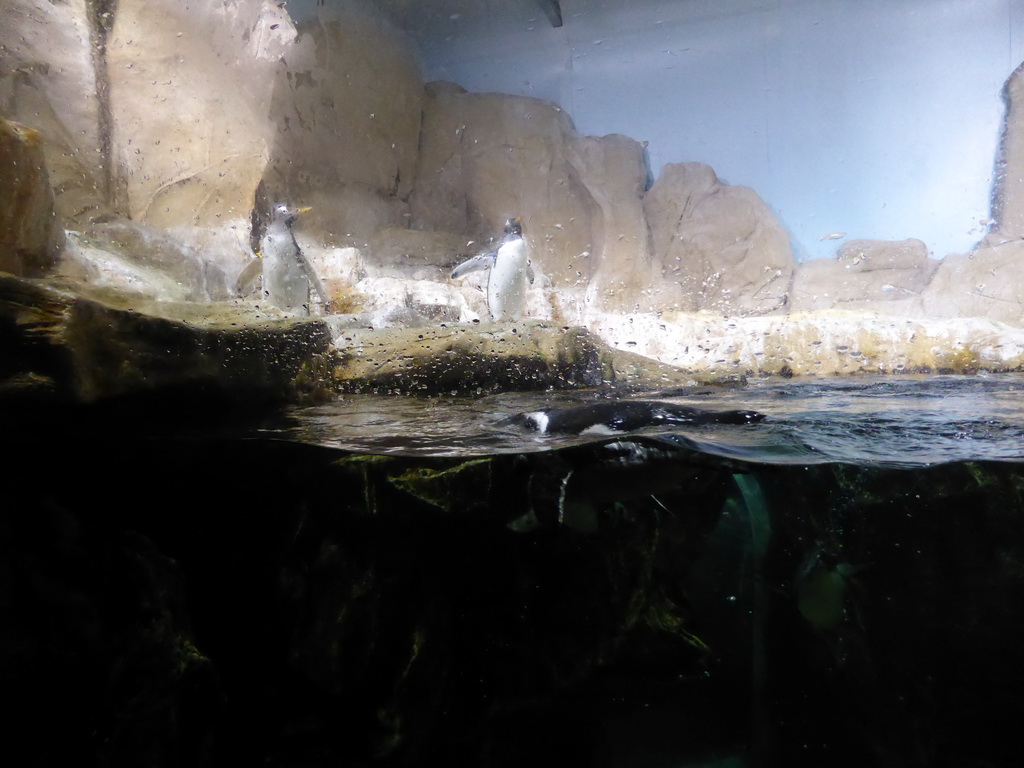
{"left": 261, "top": 221, "right": 309, "bottom": 314}
{"left": 487, "top": 238, "right": 528, "bottom": 321}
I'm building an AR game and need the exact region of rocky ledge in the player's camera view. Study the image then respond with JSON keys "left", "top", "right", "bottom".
{"left": 0, "top": 274, "right": 330, "bottom": 408}
{"left": 0, "top": 274, "right": 735, "bottom": 415}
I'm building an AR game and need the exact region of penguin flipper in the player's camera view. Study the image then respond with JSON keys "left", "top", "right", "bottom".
{"left": 296, "top": 249, "right": 329, "bottom": 307}
{"left": 451, "top": 253, "right": 495, "bottom": 279}
{"left": 526, "top": 261, "right": 535, "bottom": 285}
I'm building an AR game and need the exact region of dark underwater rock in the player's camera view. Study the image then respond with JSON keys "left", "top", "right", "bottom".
{"left": 747, "top": 462, "right": 1024, "bottom": 767}
{"left": 0, "top": 275, "right": 734, "bottom": 413}
{"left": 4, "top": 429, "right": 1024, "bottom": 766}
{"left": 0, "top": 436, "right": 733, "bottom": 766}
{"left": 0, "top": 274, "right": 331, "bottom": 409}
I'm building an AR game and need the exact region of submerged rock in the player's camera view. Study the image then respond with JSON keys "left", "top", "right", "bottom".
{"left": 1, "top": 435, "right": 734, "bottom": 765}
{"left": 5, "top": 426, "right": 1024, "bottom": 766}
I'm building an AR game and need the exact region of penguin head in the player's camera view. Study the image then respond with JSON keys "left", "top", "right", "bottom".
{"left": 272, "top": 203, "right": 313, "bottom": 227}
{"left": 504, "top": 410, "right": 550, "bottom": 433}
{"left": 503, "top": 217, "right": 523, "bottom": 237}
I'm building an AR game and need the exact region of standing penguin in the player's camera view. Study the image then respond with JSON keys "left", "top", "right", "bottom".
{"left": 259, "top": 203, "right": 328, "bottom": 315}
{"left": 451, "top": 217, "right": 533, "bottom": 321}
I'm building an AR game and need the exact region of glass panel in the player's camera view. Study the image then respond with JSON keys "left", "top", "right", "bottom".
{"left": 4, "top": 2, "right": 1024, "bottom": 766}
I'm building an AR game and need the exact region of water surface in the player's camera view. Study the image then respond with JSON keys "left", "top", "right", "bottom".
{"left": 258, "top": 373, "right": 1024, "bottom": 467}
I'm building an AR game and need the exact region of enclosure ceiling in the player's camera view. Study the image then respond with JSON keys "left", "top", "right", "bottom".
{"left": 373, "top": 0, "right": 563, "bottom": 30}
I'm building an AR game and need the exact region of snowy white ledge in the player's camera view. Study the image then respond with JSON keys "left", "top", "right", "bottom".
{"left": 588, "top": 310, "right": 1024, "bottom": 377}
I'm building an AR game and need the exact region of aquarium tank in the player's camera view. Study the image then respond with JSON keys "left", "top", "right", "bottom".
{"left": 3, "top": 1, "right": 1024, "bottom": 766}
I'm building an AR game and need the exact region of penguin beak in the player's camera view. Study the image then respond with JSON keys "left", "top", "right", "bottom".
{"left": 295, "top": 206, "right": 313, "bottom": 214}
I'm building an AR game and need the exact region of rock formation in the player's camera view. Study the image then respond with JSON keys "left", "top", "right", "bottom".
{"left": 949, "top": 60, "right": 1024, "bottom": 326}
{"left": 410, "top": 83, "right": 668, "bottom": 317}
{"left": 328, "top": 321, "right": 708, "bottom": 395}
{"left": 59, "top": 220, "right": 233, "bottom": 302}
{"left": 790, "top": 238, "right": 938, "bottom": 314}
{"left": 993, "top": 60, "right": 1024, "bottom": 239}
{"left": 0, "top": 0, "right": 114, "bottom": 224}
{"left": 262, "top": 5, "right": 424, "bottom": 245}
{"left": 921, "top": 237, "right": 1024, "bottom": 323}
{"left": 410, "top": 83, "right": 602, "bottom": 293}
{"left": 566, "top": 132, "right": 658, "bottom": 314}
{"left": 643, "top": 162, "right": 794, "bottom": 316}
{"left": 0, "top": 118, "right": 64, "bottom": 277}
{"left": 107, "top": 0, "right": 296, "bottom": 279}
{"left": 0, "top": 274, "right": 332, "bottom": 405}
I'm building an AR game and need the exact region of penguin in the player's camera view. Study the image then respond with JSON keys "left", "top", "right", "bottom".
{"left": 505, "top": 400, "right": 766, "bottom": 436}
{"left": 795, "top": 545, "right": 871, "bottom": 632}
{"left": 451, "top": 217, "right": 534, "bottom": 321}
{"left": 259, "top": 203, "right": 328, "bottom": 315}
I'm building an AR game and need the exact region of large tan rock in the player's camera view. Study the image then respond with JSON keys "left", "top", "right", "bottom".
{"left": 0, "top": 118, "right": 64, "bottom": 277}
{"left": 790, "top": 238, "right": 938, "bottom": 312}
{"left": 367, "top": 228, "right": 473, "bottom": 277}
{"left": 328, "top": 321, "right": 704, "bottom": 395}
{"left": 566, "top": 133, "right": 658, "bottom": 313}
{"left": 108, "top": 0, "right": 295, "bottom": 231}
{"left": 410, "top": 83, "right": 600, "bottom": 293}
{"left": 994, "top": 62, "right": 1024, "bottom": 239}
{"left": 0, "top": 0, "right": 114, "bottom": 223}
{"left": 921, "top": 238, "right": 1024, "bottom": 323}
{"left": 0, "top": 274, "right": 331, "bottom": 405}
{"left": 836, "top": 237, "right": 931, "bottom": 272}
{"left": 263, "top": 7, "right": 424, "bottom": 245}
{"left": 411, "top": 83, "right": 664, "bottom": 315}
{"left": 643, "top": 162, "right": 794, "bottom": 316}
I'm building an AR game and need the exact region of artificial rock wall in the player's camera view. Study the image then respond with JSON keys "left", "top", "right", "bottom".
{"left": 263, "top": 5, "right": 424, "bottom": 244}
{"left": 0, "top": 0, "right": 793, "bottom": 321}
{"left": 0, "top": 0, "right": 113, "bottom": 224}
{"left": 4, "top": 0, "right": 1024, "bottom": 376}
{"left": 0, "top": 117, "right": 65, "bottom": 277}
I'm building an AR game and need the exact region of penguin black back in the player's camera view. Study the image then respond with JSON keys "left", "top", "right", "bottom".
{"left": 507, "top": 400, "right": 766, "bottom": 436}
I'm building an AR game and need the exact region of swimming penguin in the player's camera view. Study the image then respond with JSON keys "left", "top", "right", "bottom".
{"left": 259, "top": 203, "right": 328, "bottom": 315}
{"left": 451, "top": 217, "right": 534, "bottom": 321}
{"left": 506, "top": 400, "right": 766, "bottom": 436}
{"left": 795, "top": 547, "right": 870, "bottom": 632}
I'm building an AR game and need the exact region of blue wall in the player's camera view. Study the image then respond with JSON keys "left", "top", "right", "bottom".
{"left": 309, "top": 0, "right": 1024, "bottom": 260}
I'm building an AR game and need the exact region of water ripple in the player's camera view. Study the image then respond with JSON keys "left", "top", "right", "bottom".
{"left": 258, "top": 374, "right": 1024, "bottom": 467}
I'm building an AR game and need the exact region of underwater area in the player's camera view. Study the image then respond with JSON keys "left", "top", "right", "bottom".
{"left": 7, "top": 374, "right": 1024, "bottom": 767}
